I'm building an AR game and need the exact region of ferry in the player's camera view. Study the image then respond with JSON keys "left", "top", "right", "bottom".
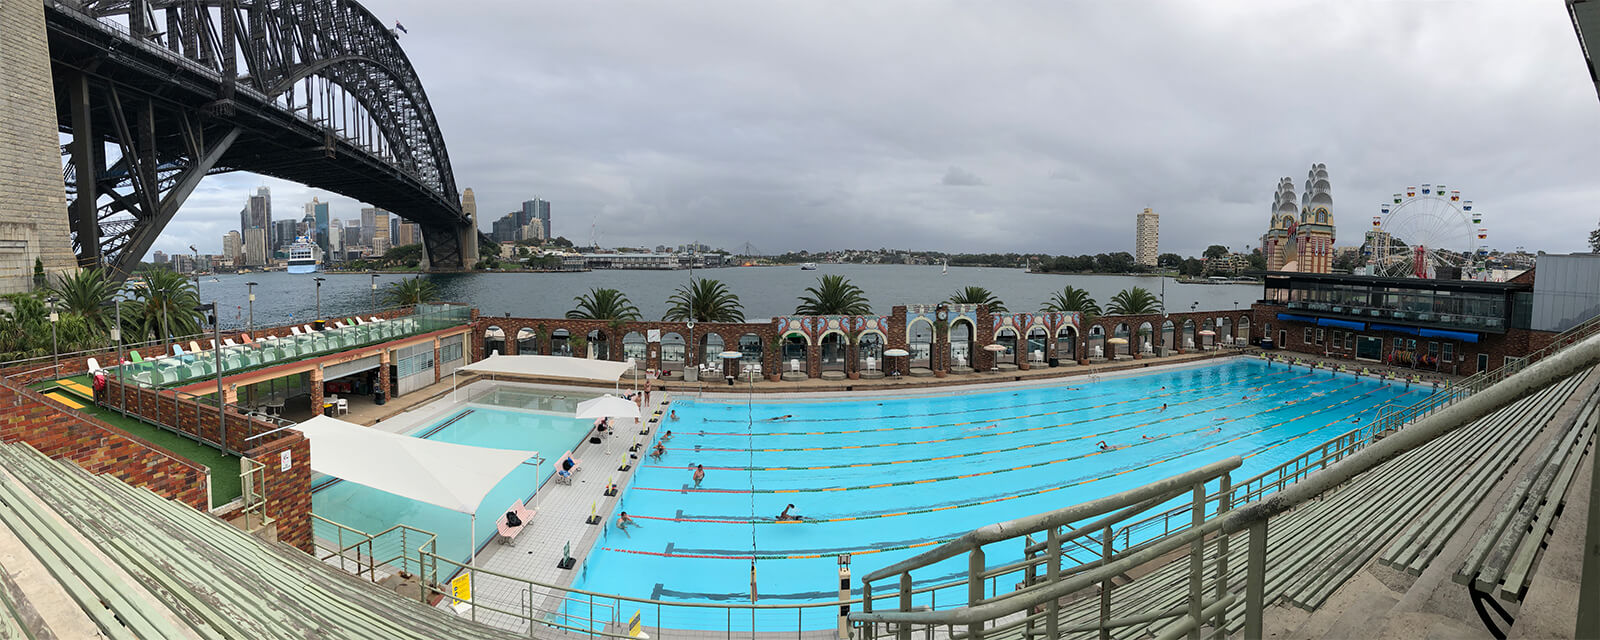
{"left": 800, "top": 262, "right": 817, "bottom": 270}
{"left": 287, "top": 236, "right": 321, "bottom": 274}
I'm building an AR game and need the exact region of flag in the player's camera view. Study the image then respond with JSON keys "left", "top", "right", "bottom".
{"left": 394, "top": 21, "right": 408, "bottom": 33}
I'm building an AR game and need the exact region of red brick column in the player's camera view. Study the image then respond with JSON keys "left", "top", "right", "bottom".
{"left": 309, "top": 367, "right": 324, "bottom": 416}
{"left": 887, "top": 306, "right": 909, "bottom": 376}
{"left": 379, "top": 351, "right": 393, "bottom": 397}
{"left": 247, "top": 433, "right": 313, "bottom": 553}
{"left": 433, "top": 338, "right": 442, "bottom": 382}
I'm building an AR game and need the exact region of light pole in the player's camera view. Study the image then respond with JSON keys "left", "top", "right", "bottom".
{"left": 369, "top": 273, "right": 379, "bottom": 312}
{"left": 113, "top": 295, "right": 126, "bottom": 413}
{"left": 190, "top": 244, "right": 201, "bottom": 310}
{"left": 686, "top": 319, "right": 696, "bottom": 382}
{"left": 46, "top": 296, "right": 59, "bottom": 374}
{"left": 199, "top": 302, "right": 226, "bottom": 453}
{"left": 246, "top": 282, "right": 258, "bottom": 336}
{"left": 313, "top": 277, "right": 326, "bottom": 322}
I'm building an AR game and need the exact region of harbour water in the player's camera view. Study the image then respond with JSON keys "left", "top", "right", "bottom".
{"left": 192, "top": 265, "right": 1259, "bottom": 329}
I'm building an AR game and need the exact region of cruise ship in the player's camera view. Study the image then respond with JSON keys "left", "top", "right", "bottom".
{"left": 286, "top": 236, "right": 320, "bottom": 274}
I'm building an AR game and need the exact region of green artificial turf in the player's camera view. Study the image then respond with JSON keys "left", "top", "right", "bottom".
{"left": 74, "top": 403, "right": 242, "bottom": 508}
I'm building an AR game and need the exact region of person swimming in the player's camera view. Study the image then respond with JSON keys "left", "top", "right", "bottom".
{"left": 692, "top": 464, "right": 705, "bottom": 487}
{"left": 617, "top": 511, "right": 640, "bottom": 535}
{"left": 968, "top": 423, "right": 999, "bottom": 431}
{"left": 776, "top": 504, "right": 803, "bottom": 521}
{"left": 650, "top": 443, "right": 666, "bottom": 460}
{"left": 670, "top": 409, "right": 679, "bottom": 421}
{"left": 1159, "top": 403, "right": 1168, "bottom": 412}
{"left": 1097, "top": 441, "right": 1124, "bottom": 451}
{"left": 1141, "top": 434, "right": 1167, "bottom": 440}
{"left": 661, "top": 430, "right": 673, "bottom": 442}
{"left": 766, "top": 415, "right": 793, "bottom": 421}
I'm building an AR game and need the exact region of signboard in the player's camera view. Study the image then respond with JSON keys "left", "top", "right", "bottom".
{"left": 279, "top": 450, "right": 291, "bottom": 472}
{"left": 628, "top": 610, "right": 643, "bottom": 638}
{"left": 450, "top": 572, "right": 472, "bottom": 603}
{"left": 647, "top": 329, "right": 661, "bottom": 343}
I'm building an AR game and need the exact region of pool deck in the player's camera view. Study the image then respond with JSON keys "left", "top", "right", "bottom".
{"left": 458, "top": 388, "right": 671, "bottom": 635}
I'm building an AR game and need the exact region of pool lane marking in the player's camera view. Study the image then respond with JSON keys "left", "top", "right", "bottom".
{"left": 626, "top": 385, "right": 1402, "bottom": 532}
{"left": 634, "top": 380, "right": 1378, "bottom": 499}
{"left": 687, "top": 369, "right": 1296, "bottom": 436}
{"left": 645, "top": 375, "right": 1334, "bottom": 470}
{"left": 669, "top": 373, "right": 1323, "bottom": 455}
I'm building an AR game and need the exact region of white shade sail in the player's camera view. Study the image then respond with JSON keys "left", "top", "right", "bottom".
{"left": 459, "top": 354, "right": 632, "bottom": 382}
{"left": 575, "top": 394, "right": 641, "bottom": 420}
{"left": 294, "top": 415, "right": 536, "bottom": 515}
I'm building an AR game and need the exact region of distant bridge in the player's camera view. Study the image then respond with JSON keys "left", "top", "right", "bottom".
{"left": 45, "top": 0, "right": 480, "bottom": 279}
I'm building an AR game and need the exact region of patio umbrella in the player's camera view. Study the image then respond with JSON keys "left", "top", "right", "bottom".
{"left": 1199, "top": 330, "right": 1217, "bottom": 336}
{"left": 574, "top": 394, "right": 641, "bottom": 420}
{"left": 883, "top": 348, "right": 910, "bottom": 357}
{"left": 983, "top": 344, "right": 1008, "bottom": 352}
{"left": 1106, "top": 337, "right": 1129, "bottom": 345}
{"left": 718, "top": 350, "right": 744, "bottom": 359}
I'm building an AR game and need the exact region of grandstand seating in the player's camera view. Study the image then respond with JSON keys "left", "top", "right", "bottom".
{"left": 0, "top": 442, "right": 519, "bottom": 639}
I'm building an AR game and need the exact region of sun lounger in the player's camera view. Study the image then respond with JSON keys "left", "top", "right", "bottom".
{"left": 171, "top": 344, "right": 185, "bottom": 357}
{"left": 86, "top": 357, "right": 101, "bottom": 373}
{"left": 495, "top": 499, "right": 537, "bottom": 545}
{"left": 128, "top": 350, "right": 143, "bottom": 363}
{"left": 290, "top": 326, "right": 303, "bottom": 336}
{"left": 189, "top": 341, "right": 203, "bottom": 354}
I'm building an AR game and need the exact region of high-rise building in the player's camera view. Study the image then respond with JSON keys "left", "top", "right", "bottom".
{"left": 272, "top": 219, "right": 299, "bottom": 251}
{"left": 372, "top": 209, "right": 391, "bottom": 254}
{"left": 172, "top": 253, "right": 194, "bottom": 273}
{"left": 222, "top": 231, "right": 242, "bottom": 263}
{"left": 523, "top": 198, "right": 551, "bottom": 240}
{"left": 360, "top": 207, "right": 376, "bottom": 246}
{"left": 395, "top": 222, "right": 418, "bottom": 246}
{"left": 152, "top": 251, "right": 168, "bottom": 265}
{"left": 328, "top": 223, "right": 343, "bottom": 260}
{"left": 243, "top": 228, "right": 268, "bottom": 267}
{"left": 1135, "top": 208, "right": 1159, "bottom": 267}
{"left": 389, "top": 215, "right": 400, "bottom": 245}
{"left": 310, "top": 198, "right": 330, "bottom": 255}
{"left": 492, "top": 212, "right": 519, "bottom": 243}
{"left": 239, "top": 186, "right": 272, "bottom": 245}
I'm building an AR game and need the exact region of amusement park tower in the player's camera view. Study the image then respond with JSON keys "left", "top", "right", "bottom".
{"left": 1262, "top": 163, "right": 1337, "bottom": 273}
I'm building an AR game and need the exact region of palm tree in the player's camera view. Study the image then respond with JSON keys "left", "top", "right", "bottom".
{"left": 567, "top": 288, "right": 641, "bottom": 321}
{"left": 383, "top": 276, "right": 438, "bottom": 306}
{"left": 49, "top": 267, "right": 115, "bottom": 332}
{"left": 1105, "top": 287, "right": 1163, "bottom": 316}
{"left": 1044, "top": 285, "right": 1102, "bottom": 322}
{"left": 948, "top": 286, "right": 1007, "bottom": 314}
{"left": 127, "top": 268, "right": 203, "bottom": 342}
{"left": 663, "top": 278, "right": 744, "bottom": 322}
{"left": 794, "top": 275, "right": 871, "bottom": 315}
{"left": 0, "top": 293, "right": 50, "bottom": 359}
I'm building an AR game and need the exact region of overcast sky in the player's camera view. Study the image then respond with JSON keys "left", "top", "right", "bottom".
{"left": 149, "top": 1, "right": 1600, "bottom": 259}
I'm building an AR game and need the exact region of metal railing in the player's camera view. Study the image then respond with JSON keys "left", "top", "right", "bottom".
{"left": 238, "top": 457, "right": 270, "bottom": 532}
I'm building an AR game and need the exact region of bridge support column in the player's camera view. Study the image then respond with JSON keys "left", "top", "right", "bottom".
{"left": 419, "top": 222, "right": 472, "bottom": 271}
{"left": 0, "top": 0, "right": 78, "bottom": 293}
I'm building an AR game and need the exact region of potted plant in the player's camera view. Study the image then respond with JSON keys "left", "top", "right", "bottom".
{"left": 533, "top": 325, "right": 547, "bottom": 356}
{"left": 570, "top": 335, "right": 588, "bottom": 359}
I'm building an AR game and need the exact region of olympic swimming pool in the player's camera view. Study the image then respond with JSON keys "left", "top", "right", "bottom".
{"left": 311, "top": 388, "right": 598, "bottom": 564}
{"left": 567, "top": 359, "right": 1422, "bottom": 631}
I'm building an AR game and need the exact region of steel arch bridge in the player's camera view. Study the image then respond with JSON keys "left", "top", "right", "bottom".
{"left": 46, "top": 0, "right": 480, "bottom": 280}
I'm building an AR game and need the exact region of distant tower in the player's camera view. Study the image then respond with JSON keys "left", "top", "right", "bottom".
{"left": 1135, "top": 208, "right": 1159, "bottom": 267}
{"left": 1295, "top": 163, "right": 1335, "bottom": 274}
{"left": 1262, "top": 178, "right": 1298, "bottom": 271}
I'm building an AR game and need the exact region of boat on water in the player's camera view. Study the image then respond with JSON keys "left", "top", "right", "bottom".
{"left": 287, "top": 236, "right": 321, "bottom": 274}
{"left": 800, "top": 262, "right": 817, "bottom": 270}
{"left": 942, "top": 259, "right": 948, "bottom": 275}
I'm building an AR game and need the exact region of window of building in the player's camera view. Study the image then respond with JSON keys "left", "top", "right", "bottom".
{"left": 1344, "top": 333, "right": 1354, "bottom": 350}
{"left": 1428, "top": 341, "right": 1439, "bottom": 356}
{"left": 1304, "top": 328, "right": 1313, "bottom": 344}
{"left": 1393, "top": 337, "right": 1403, "bottom": 350}
{"left": 1407, "top": 339, "right": 1417, "bottom": 351}
{"left": 1442, "top": 344, "right": 1454, "bottom": 362}
{"left": 1315, "top": 328, "right": 1324, "bottom": 345}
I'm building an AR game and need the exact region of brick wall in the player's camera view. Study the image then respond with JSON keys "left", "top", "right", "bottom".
{"left": 246, "top": 432, "right": 313, "bottom": 553}
{"left": 0, "top": 380, "right": 209, "bottom": 509}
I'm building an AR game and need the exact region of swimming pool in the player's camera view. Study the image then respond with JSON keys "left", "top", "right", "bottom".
{"left": 311, "top": 399, "right": 593, "bottom": 564}
{"left": 568, "top": 359, "right": 1420, "bottom": 630}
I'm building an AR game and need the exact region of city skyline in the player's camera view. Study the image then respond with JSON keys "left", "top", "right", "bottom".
{"left": 145, "top": 2, "right": 1600, "bottom": 261}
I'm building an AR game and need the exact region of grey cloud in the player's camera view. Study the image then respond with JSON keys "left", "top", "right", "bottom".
{"left": 135, "top": 1, "right": 1600, "bottom": 259}
{"left": 942, "top": 167, "right": 985, "bottom": 187}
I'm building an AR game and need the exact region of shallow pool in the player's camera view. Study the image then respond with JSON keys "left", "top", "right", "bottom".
{"left": 311, "top": 401, "right": 592, "bottom": 564}
{"left": 568, "top": 359, "right": 1420, "bottom": 631}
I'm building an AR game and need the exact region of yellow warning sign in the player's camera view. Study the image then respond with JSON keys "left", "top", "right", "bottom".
{"left": 450, "top": 572, "right": 472, "bottom": 604}
{"left": 628, "top": 610, "right": 643, "bottom": 637}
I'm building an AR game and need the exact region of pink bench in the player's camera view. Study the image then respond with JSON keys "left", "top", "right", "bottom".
{"left": 495, "top": 499, "right": 537, "bottom": 545}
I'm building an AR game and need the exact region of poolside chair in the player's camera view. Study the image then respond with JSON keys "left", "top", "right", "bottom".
{"left": 353, "top": 317, "right": 365, "bottom": 325}
{"left": 790, "top": 359, "right": 801, "bottom": 373}
{"left": 335, "top": 397, "right": 348, "bottom": 415}
{"left": 189, "top": 341, "right": 203, "bottom": 354}
{"left": 290, "top": 326, "right": 303, "bottom": 336}
{"left": 171, "top": 344, "right": 185, "bottom": 357}
{"left": 495, "top": 499, "right": 537, "bottom": 545}
{"left": 865, "top": 357, "right": 876, "bottom": 372}
{"left": 333, "top": 321, "right": 345, "bottom": 329}
{"left": 223, "top": 338, "right": 237, "bottom": 347}
{"left": 85, "top": 357, "right": 101, "bottom": 373}
{"left": 128, "top": 350, "right": 143, "bottom": 363}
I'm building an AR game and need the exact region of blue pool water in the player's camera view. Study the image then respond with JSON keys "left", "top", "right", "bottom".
{"left": 312, "top": 404, "right": 592, "bottom": 564}
{"left": 568, "top": 360, "right": 1421, "bottom": 631}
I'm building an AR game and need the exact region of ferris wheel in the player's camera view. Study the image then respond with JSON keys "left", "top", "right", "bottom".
{"left": 1366, "top": 183, "right": 1487, "bottom": 279}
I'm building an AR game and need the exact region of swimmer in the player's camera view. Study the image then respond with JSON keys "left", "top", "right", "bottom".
{"left": 776, "top": 504, "right": 804, "bottom": 521}
{"left": 670, "top": 409, "right": 679, "bottom": 421}
{"left": 1097, "top": 440, "right": 1124, "bottom": 451}
{"left": 617, "top": 511, "right": 640, "bottom": 535}
{"left": 661, "top": 430, "right": 673, "bottom": 442}
{"left": 1213, "top": 417, "right": 1228, "bottom": 421}
{"left": 968, "top": 423, "right": 999, "bottom": 431}
{"left": 766, "top": 415, "right": 794, "bottom": 421}
{"left": 692, "top": 464, "right": 705, "bottom": 487}
{"left": 1159, "top": 403, "right": 1168, "bottom": 412}
{"left": 1242, "top": 395, "right": 1249, "bottom": 400}
{"left": 1207, "top": 427, "right": 1223, "bottom": 434}
{"left": 1141, "top": 433, "right": 1167, "bottom": 440}
{"left": 650, "top": 443, "right": 666, "bottom": 461}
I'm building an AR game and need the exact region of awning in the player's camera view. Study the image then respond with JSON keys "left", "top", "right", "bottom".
{"left": 1367, "top": 323, "right": 1420, "bottom": 336}
{"left": 1276, "top": 313, "right": 1320, "bottom": 324}
{"left": 293, "top": 415, "right": 536, "bottom": 514}
{"left": 458, "top": 354, "right": 633, "bottom": 382}
{"left": 1315, "top": 318, "right": 1366, "bottom": 331}
{"left": 1419, "top": 328, "right": 1480, "bottom": 343}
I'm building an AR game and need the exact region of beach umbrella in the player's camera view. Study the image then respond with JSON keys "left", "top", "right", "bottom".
{"left": 574, "top": 394, "right": 641, "bottom": 420}
{"left": 1199, "top": 330, "right": 1217, "bottom": 336}
{"left": 1106, "top": 337, "right": 1129, "bottom": 345}
{"left": 718, "top": 350, "right": 744, "bottom": 359}
{"left": 982, "top": 344, "right": 1008, "bottom": 352}
{"left": 883, "top": 348, "right": 910, "bottom": 357}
